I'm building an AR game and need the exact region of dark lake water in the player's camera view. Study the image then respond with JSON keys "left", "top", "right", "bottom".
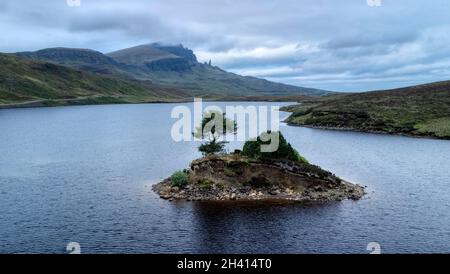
{"left": 1, "top": 102, "right": 450, "bottom": 254}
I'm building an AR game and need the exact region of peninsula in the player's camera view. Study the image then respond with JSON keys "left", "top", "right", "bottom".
{"left": 153, "top": 123, "right": 365, "bottom": 204}
{"left": 281, "top": 81, "right": 450, "bottom": 140}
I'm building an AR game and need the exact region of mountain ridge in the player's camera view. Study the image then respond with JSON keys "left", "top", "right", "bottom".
{"left": 13, "top": 43, "right": 329, "bottom": 97}
{"left": 0, "top": 53, "right": 191, "bottom": 107}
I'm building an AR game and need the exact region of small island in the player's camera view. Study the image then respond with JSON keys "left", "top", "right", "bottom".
{"left": 153, "top": 111, "right": 365, "bottom": 203}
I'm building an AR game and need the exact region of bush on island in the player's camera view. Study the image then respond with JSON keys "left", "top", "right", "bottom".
{"left": 171, "top": 170, "right": 189, "bottom": 187}
{"left": 242, "top": 131, "right": 309, "bottom": 164}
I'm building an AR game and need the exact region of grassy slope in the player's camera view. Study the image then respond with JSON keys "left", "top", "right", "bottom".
{"left": 282, "top": 81, "right": 450, "bottom": 139}
{"left": 135, "top": 63, "right": 328, "bottom": 97}
{"left": 106, "top": 45, "right": 329, "bottom": 97}
{"left": 12, "top": 46, "right": 329, "bottom": 105}
{"left": 0, "top": 54, "right": 188, "bottom": 106}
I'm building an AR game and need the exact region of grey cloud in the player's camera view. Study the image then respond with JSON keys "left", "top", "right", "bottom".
{"left": 221, "top": 56, "right": 305, "bottom": 71}
{"left": 1, "top": 0, "right": 450, "bottom": 91}
{"left": 321, "top": 31, "right": 418, "bottom": 50}
{"left": 200, "top": 37, "right": 238, "bottom": 52}
{"left": 67, "top": 12, "right": 169, "bottom": 37}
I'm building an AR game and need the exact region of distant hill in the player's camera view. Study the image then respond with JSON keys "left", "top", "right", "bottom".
{"left": 16, "top": 48, "right": 123, "bottom": 75}
{"left": 108, "top": 44, "right": 182, "bottom": 66}
{"left": 0, "top": 53, "right": 188, "bottom": 107}
{"left": 14, "top": 43, "right": 329, "bottom": 98}
{"left": 151, "top": 43, "right": 198, "bottom": 63}
{"left": 282, "top": 81, "right": 450, "bottom": 139}
{"left": 107, "top": 44, "right": 194, "bottom": 73}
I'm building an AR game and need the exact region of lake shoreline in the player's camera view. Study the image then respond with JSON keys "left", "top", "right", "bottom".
{"left": 285, "top": 122, "right": 450, "bottom": 141}
{"left": 0, "top": 96, "right": 305, "bottom": 110}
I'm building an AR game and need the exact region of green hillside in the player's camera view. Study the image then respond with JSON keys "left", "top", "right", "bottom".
{"left": 0, "top": 54, "right": 187, "bottom": 107}
{"left": 137, "top": 63, "right": 325, "bottom": 97}
{"left": 282, "top": 81, "right": 450, "bottom": 139}
{"left": 14, "top": 44, "right": 328, "bottom": 99}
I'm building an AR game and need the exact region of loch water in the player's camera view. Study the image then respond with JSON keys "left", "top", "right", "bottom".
{"left": 1, "top": 102, "right": 450, "bottom": 253}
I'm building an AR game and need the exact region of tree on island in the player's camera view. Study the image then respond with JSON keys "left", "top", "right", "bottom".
{"left": 194, "top": 110, "right": 238, "bottom": 156}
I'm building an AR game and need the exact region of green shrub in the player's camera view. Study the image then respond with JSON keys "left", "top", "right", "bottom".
{"left": 242, "top": 131, "right": 309, "bottom": 164}
{"left": 198, "top": 138, "right": 227, "bottom": 156}
{"left": 171, "top": 170, "right": 189, "bottom": 187}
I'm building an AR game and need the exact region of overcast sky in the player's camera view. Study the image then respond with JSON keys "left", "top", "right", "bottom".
{"left": 1, "top": 0, "right": 449, "bottom": 92}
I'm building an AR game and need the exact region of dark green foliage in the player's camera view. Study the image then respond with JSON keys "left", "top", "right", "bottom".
{"left": 242, "top": 131, "right": 309, "bottom": 164}
{"left": 194, "top": 111, "right": 238, "bottom": 156}
{"left": 171, "top": 170, "right": 189, "bottom": 187}
{"left": 198, "top": 138, "right": 228, "bottom": 156}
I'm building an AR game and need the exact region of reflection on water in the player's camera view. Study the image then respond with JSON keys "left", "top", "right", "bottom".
{"left": 1, "top": 102, "right": 450, "bottom": 253}
{"left": 190, "top": 201, "right": 347, "bottom": 253}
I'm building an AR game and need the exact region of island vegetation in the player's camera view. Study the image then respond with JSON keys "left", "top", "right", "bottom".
{"left": 153, "top": 112, "right": 365, "bottom": 203}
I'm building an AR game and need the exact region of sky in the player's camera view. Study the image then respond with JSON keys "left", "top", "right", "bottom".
{"left": 1, "top": 0, "right": 450, "bottom": 92}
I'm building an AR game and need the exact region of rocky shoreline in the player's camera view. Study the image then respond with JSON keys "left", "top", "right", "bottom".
{"left": 285, "top": 122, "right": 450, "bottom": 140}
{"left": 153, "top": 154, "right": 365, "bottom": 204}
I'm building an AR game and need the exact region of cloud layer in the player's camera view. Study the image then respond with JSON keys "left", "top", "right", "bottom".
{"left": 1, "top": 0, "right": 449, "bottom": 91}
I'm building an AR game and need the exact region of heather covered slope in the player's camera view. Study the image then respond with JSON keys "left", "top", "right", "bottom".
{"left": 282, "top": 81, "right": 450, "bottom": 139}
{"left": 0, "top": 54, "right": 188, "bottom": 106}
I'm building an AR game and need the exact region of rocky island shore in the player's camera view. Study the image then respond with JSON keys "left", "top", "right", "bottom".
{"left": 154, "top": 111, "right": 365, "bottom": 204}
{"left": 153, "top": 153, "right": 365, "bottom": 204}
